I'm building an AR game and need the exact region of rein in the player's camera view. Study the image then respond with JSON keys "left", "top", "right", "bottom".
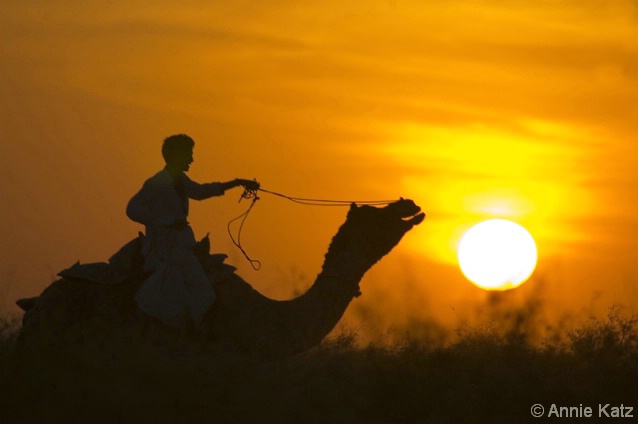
{"left": 227, "top": 187, "right": 398, "bottom": 270}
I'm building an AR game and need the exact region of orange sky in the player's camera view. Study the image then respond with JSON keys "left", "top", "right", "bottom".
{"left": 2, "top": 1, "right": 637, "bottom": 339}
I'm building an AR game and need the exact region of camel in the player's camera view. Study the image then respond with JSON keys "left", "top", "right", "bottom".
{"left": 16, "top": 199, "right": 424, "bottom": 359}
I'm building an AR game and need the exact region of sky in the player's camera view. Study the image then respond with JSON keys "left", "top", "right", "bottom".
{"left": 1, "top": 0, "right": 637, "bottom": 340}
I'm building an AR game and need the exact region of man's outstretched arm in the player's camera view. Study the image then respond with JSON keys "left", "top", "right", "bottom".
{"left": 220, "top": 178, "right": 260, "bottom": 192}
{"left": 185, "top": 177, "right": 260, "bottom": 200}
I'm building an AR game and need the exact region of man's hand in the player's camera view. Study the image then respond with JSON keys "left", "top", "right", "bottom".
{"left": 236, "top": 179, "right": 260, "bottom": 191}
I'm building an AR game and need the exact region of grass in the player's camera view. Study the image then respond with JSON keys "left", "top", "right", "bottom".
{"left": 1, "top": 306, "right": 637, "bottom": 423}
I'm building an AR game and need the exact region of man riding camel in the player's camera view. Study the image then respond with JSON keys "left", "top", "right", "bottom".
{"left": 126, "top": 134, "right": 260, "bottom": 328}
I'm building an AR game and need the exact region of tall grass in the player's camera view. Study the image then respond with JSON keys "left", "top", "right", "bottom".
{"left": 0, "top": 314, "right": 18, "bottom": 367}
{"left": 1, "top": 306, "right": 637, "bottom": 423}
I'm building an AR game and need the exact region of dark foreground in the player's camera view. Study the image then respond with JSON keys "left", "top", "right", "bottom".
{"left": 1, "top": 307, "right": 637, "bottom": 424}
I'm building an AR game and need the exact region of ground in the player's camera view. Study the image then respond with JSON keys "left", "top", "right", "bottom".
{"left": 1, "top": 306, "right": 637, "bottom": 423}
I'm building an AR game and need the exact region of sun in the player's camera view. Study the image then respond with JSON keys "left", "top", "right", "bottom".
{"left": 458, "top": 219, "right": 538, "bottom": 290}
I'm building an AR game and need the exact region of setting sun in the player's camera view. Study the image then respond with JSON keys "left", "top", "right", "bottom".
{"left": 458, "top": 219, "right": 538, "bottom": 291}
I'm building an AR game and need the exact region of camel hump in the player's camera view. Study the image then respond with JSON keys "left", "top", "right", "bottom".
{"left": 16, "top": 296, "right": 39, "bottom": 311}
{"left": 108, "top": 232, "right": 145, "bottom": 273}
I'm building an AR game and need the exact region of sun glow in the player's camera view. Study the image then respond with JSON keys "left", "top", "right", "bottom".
{"left": 458, "top": 219, "right": 538, "bottom": 290}
{"left": 376, "top": 121, "right": 600, "bottom": 267}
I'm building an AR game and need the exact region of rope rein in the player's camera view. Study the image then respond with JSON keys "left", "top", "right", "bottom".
{"left": 258, "top": 188, "right": 397, "bottom": 207}
{"left": 226, "top": 186, "right": 399, "bottom": 270}
{"left": 226, "top": 187, "right": 262, "bottom": 270}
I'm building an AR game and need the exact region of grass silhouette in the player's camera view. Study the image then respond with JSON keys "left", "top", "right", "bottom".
{"left": 1, "top": 305, "right": 637, "bottom": 423}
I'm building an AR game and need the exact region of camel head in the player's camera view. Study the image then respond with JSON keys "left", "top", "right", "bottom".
{"left": 322, "top": 198, "right": 425, "bottom": 280}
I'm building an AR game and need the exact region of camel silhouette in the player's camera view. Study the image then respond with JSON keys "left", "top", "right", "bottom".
{"left": 16, "top": 199, "right": 424, "bottom": 359}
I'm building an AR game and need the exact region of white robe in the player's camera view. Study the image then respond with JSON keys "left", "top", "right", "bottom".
{"left": 126, "top": 168, "right": 224, "bottom": 328}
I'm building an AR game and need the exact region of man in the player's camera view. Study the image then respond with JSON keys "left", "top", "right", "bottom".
{"left": 126, "top": 134, "right": 259, "bottom": 328}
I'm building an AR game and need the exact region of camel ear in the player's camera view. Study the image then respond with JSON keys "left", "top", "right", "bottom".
{"left": 349, "top": 202, "right": 358, "bottom": 211}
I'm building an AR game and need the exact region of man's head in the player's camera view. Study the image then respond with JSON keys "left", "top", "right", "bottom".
{"left": 162, "top": 134, "right": 194, "bottom": 172}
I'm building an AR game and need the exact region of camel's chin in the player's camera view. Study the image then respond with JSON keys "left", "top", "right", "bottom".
{"left": 401, "top": 211, "right": 425, "bottom": 227}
